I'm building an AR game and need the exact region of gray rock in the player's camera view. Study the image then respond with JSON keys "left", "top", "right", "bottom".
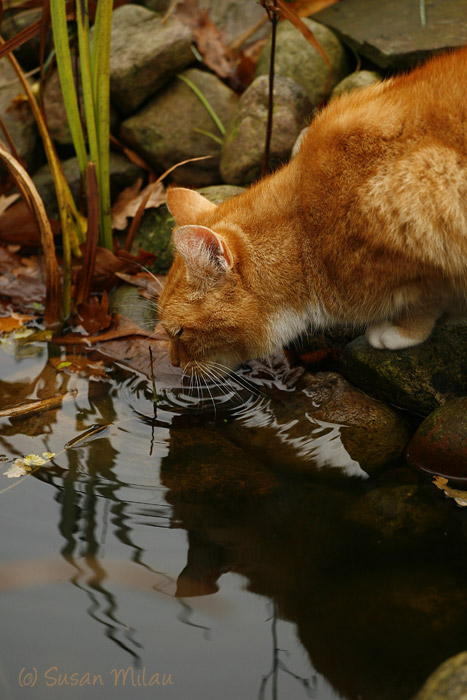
{"left": 198, "top": 0, "right": 270, "bottom": 45}
{"left": 340, "top": 316, "right": 467, "bottom": 416}
{"left": 120, "top": 68, "right": 238, "bottom": 187}
{"left": 0, "top": 59, "right": 37, "bottom": 173}
{"left": 1, "top": 9, "right": 45, "bottom": 70}
{"left": 43, "top": 65, "right": 120, "bottom": 147}
{"left": 255, "top": 18, "right": 351, "bottom": 107}
{"left": 133, "top": 184, "right": 246, "bottom": 273}
{"left": 109, "top": 5, "right": 193, "bottom": 115}
{"left": 414, "top": 652, "right": 467, "bottom": 700}
{"left": 223, "top": 371, "right": 411, "bottom": 478}
{"left": 406, "top": 398, "right": 467, "bottom": 480}
{"left": 220, "top": 75, "right": 311, "bottom": 185}
{"left": 313, "top": 0, "right": 467, "bottom": 70}
{"left": 331, "top": 69, "right": 382, "bottom": 97}
{"left": 33, "top": 151, "right": 145, "bottom": 219}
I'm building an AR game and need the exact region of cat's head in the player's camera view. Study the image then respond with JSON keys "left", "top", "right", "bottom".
{"left": 158, "top": 187, "right": 270, "bottom": 374}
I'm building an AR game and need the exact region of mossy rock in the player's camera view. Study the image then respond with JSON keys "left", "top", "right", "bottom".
{"left": 414, "top": 652, "right": 467, "bottom": 700}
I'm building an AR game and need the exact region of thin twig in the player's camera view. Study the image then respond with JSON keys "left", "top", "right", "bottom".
{"left": 261, "top": 0, "right": 280, "bottom": 177}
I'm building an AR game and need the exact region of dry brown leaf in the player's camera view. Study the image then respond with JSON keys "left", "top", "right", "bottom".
{"left": 433, "top": 476, "right": 467, "bottom": 507}
{"left": 290, "top": 0, "right": 340, "bottom": 16}
{"left": 54, "top": 313, "right": 155, "bottom": 345}
{"left": 0, "top": 311, "right": 33, "bottom": 333}
{"left": 49, "top": 355, "right": 109, "bottom": 380}
{"left": 176, "top": 0, "right": 236, "bottom": 82}
{"left": 111, "top": 179, "right": 166, "bottom": 231}
{"left": 76, "top": 291, "right": 113, "bottom": 335}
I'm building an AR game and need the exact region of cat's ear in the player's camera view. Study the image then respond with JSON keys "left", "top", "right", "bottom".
{"left": 174, "top": 225, "right": 233, "bottom": 278}
{"left": 166, "top": 187, "right": 217, "bottom": 225}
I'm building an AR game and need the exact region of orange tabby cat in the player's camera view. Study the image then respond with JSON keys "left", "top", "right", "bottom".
{"left": 159, "top": 49, "right": 467, "bottom": 374}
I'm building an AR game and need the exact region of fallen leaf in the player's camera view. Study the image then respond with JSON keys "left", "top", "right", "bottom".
{"left": 176, "top": 0, "right": 237, "bottom": 83}
{"left": 76, "top": 291, "right": 113, "bottom": 335}
{"left": 0, "top": 311, "right": 33, "bottom": 333}
{"left": 0, "top": 200, "right": 60, "bottom": 247}
{"left": 111, "top": 179, "right": 166, "bottom": 231}
{"left": 290, "top": 0, "right": 340, "bottom": 16}
{"left": 54, "top": 313, "right": 155, "bottom": 345}
{"left": 49, "top": 355, "right": 109, "bottom": 380}
{"left": 433, "top": 476, "right": 467, "bottom": 507}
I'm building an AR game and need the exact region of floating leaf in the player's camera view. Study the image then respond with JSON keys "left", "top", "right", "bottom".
{"left": 433, "top": 476, "right": 467, "bottom": 507}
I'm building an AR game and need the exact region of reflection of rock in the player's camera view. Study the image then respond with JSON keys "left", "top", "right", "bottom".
{"left": 413, "top": 651, "right": 467, "bottom": 700}
{"left": 165, "top": 469, "right": 467, "bottom": 700}
{"left": 160, "top": 424, "right": 278, "bottom": 500}
{"left": 406, "top": 398, "right": 467, "bottom": 480}
{"left": 340, "top": 317, "right": 467, "bottom": 416}
{"left": 223, "top": 371, "right": 411, "bottom": 477}
{"left": 346, "top": 483, "right": 462, "bottom": 551}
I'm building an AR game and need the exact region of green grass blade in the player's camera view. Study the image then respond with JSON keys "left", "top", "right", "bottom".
{"left": 50, "top": 0, "right": 88, "bottom": 176}
{"left": 76, "top": 0, "right": 99, "bottom": 167}
{"left": 177, "top": 73, "right": 225, "bottom": 136}
{"left": 94, "top": 0, "right": 114, "bottom": 249}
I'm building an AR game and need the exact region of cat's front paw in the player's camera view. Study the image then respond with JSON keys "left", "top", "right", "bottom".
{"left": 365, "top": 321, "right": 424, "bottom": 350}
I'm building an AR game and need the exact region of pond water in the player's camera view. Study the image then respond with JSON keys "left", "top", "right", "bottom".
{"left": 1, "top": 340, "right": 467, "bottom": 700}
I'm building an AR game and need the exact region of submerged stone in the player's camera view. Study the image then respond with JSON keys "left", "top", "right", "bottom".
{"left": 406, "top": 398, "right": 467, "bottom": 480}
{"left": 340, "top": 317, "right": 467, "bottom": 416}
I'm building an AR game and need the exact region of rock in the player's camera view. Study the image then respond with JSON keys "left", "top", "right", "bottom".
{"left": 255, "top": 18, "right": 351, "bottom": 107}
{"left": 331, "top": 69, "right": 382, "bottom": 97}
{"left": 197, "top": 184, "right": 246, "bottom": 203}
{"left": 198, "top": 0, "right": 270, "bottom": 45}
{"left": 220, "top": 75, "right": 311, "bottom": 185}
{"left": 109, "top": 284, "right": 157, "bottom": 331}
{"left": 406, "top": 398, "right": 467, "bottom": 480}
{"left": 223, "top": 371, "right": 411, "bottom": 477}
{"left": 159, "top": 425, "right": 278, "bottom": 501}
{"left": 43, "top": 66, "right": 120, "bottom": 147}
{"left": 0, "top": 59, "right": 37, "bottom": 174}
{"left": 33, "top": 151, "right": 145, "bottom": 218}
{"left": 313, "top": 0, "right": 467, "bottom": 70}
{"left": 340, "top": 317, "right": 467, "bottom": 416}
{"left": 413, "top": 652, "right": 467, "bottom": 700}
{"left": 132, "top": 184, "right": 246, "bottom": 273}
{"left": 120, "top": 68, "right": 238, "bottom": 187}
{"left": 139, "top": 0, "right": 173, "bottom": 13}
{"left": 1, "top": 9, "right": 46, "bottom": 70}
{"left": 346, "top": 483, "right": 460, "bottom": 550}
{"left": 109, "top": 5, "right": 193, "bottom": 115}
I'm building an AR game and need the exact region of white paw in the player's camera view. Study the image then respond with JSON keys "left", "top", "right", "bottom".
{"left": 365, "top": 322, "right": 420, "bottom": 350}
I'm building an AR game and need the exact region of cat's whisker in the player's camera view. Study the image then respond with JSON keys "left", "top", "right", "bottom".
{"left": 203, "top": 362, "right": 245, "bottom": 405}
{"left": 208, "top": 361, "right": 263, "bottom": 397}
